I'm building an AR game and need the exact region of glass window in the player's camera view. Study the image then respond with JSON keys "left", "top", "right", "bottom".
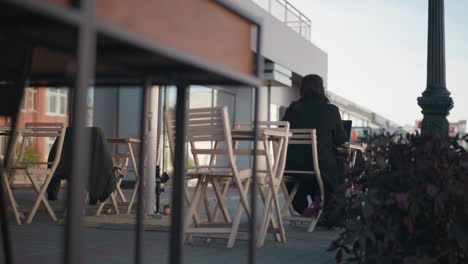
{"left": 60, "top": 94, "right": 67, "bottom": 115}
{"left": 44, "top": 137, "right": 56, "bottom": 160}
{"left": 20, "top": 96, "right": 26, "bottom": 111}
{"left": 215, "top": 89, "right": 235, "bottom": 125}
{"left": 270, "top": 104, "right": 280, "bottom": 122}
{"left": 190, "top": 86, "right": 213, "bottom": 108}
{"left": 47, "top": 87, "right": 68, "bottom": 116}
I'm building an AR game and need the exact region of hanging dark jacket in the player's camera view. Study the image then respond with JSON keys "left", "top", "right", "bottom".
{"left": 47, "top": 127, "right": 116, "bottom": 204}
{"left": 282, "top": 95, "right": 348, "bottom": 192}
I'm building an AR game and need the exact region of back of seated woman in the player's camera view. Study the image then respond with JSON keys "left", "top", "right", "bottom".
{"left": 282, "top": 74, "right": 347, "bottom": 217}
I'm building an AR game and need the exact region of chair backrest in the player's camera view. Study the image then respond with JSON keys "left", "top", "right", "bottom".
{"left": 164, "top": 107, "right": 234, "bottom": 168}
{"left": 233, "top": 121, "right": 290, "bottom": 179}
{"left": 17, "top": 123, "right": 65, "bottom": 172}
{"left": 234, "top": 121, "right": 289, "bottom": 131}
{"left": 285, "top": 128, "right": 323, "bottom": 202}
{"left": 287, "top": 128, "right": 321, "bottom": 175}
{"left": 0, "top": 127, "right": 19, "bottom": 176}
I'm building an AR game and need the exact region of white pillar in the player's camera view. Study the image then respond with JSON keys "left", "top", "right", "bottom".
{"left": 144, "top": 86, "right": 159, "bottom": 215}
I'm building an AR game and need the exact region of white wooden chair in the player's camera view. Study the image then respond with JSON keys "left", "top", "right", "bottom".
{"left": 164, "top": 106, "right": 252, "bottom": 248}
{"left": 280, "top": 128, "right": 324, "bottom": 232}
{"left": 14, "top": 123, "right": 65, "bottom": 224}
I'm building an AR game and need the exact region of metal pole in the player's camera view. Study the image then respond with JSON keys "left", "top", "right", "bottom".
{"left": 0, "top": 162, "right": 13, "bottom": 264}
{"left": 64, "top": 0, "right": 95, "bottom": 263}
{"left": 248, "top": 21, "right": 263, "bottom": 264}
{"left": 0, "top": 47, "right": 31, "bottom": 264}
{"left": 417, "top": 0, "right": 453, "bottom": 137}
{"left": 135, "top": 80, "right": 149, "bottom": 264}
{"left": 248, "top": 87, "right": 259, "bottom": 264}
{"left": 169, "top": 85, "right": 188, "bottom": 264}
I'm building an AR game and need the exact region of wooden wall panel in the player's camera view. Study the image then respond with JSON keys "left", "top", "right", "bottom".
{"left": 95, "top": 0, "right": 254, "bottom": 76}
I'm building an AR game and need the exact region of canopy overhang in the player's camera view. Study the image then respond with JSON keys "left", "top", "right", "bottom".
{"left": 0, "top": 0, "right": 262, "bottom": 87}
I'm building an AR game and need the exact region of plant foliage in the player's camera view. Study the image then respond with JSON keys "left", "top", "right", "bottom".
{"left": 329, "top": 134, "right": 468, "bottom": 264}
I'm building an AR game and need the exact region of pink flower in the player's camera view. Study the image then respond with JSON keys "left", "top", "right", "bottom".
{"left": 391, "top": 192, "right": 409, "bottom": 210}
{"left": 426, "top": 184, "right": 440, "bottom": 198}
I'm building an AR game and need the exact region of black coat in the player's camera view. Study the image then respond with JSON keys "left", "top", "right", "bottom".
{"left": 47, "top": 127, "right": 116, "bottom": 204}
{"left": 282, "top": 95, "right": 347, "bottom": 191}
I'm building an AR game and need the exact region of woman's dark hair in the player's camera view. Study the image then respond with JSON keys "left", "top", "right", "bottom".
{"left": 300, "top": 74, "right": 330, "bottom": 103}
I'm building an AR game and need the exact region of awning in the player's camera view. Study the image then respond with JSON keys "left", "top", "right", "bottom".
{"left": 0, "top": 0, "right": 262, "bottom": 87}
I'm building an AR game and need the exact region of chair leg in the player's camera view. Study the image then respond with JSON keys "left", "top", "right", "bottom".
{"left": 281, "top": 181, "right": 299, "bottom": 216}
{"left": 257, "top": 185, "right": 274, "bottom": 247}
{"left": 227, "top": 178, "right": 251, "bottom": 248}
{"left": 195, "top": 178, "right": 210, "bottom": 223}
{"left": 126, "top": 179, "right": 139, "bottom": 214}
{"left": 110, "top": 192, "right": 120, "bottom": 215}
{"left": 203, "top": 191, "right": 212, "bottom": 223}
{"left": 95, "top": 200, "right": 105, "bottom": 216}
{"left": 26, "top": 173, "right": 57, "bottom": 223}
{"left": 271, "top": 183, "right": 287, "bottom": 243}
{"left": 115, "top": 178, "right": 127, "bottom": 202}
{"left": 211, "top": 179, "right": 231, "bottom": 223}
{"left": 231, "top": 173, "right": 250, "bottom": 218}
{"left": 184, "top": 176, "right": 205, "bottom": 230}
{"left": 211, "top": 179, "right": 230, "bottom": 222}
{"left": 184, "top": 181, "right": 201, "bottom": 224}
{"left": 1, "top": 174, "right": 21, "bottom": 225}
{"left": 96, "top": 191, "right": 120, "bottom": 216}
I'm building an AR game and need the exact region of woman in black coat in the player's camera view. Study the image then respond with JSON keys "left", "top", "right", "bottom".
{"left": 282, "top": 74, "right": 348, "bottom": 216}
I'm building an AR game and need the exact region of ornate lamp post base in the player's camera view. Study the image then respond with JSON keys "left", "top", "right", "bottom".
{"left": 419, "top": 0, "right": 453, "bottom": 137}
{"left": 417, "top": 95, "right": 453, "bottom": 137}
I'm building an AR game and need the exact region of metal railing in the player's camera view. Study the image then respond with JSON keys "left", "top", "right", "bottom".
{"left": 252, "top": 0, "right": 311, "bottom": 41}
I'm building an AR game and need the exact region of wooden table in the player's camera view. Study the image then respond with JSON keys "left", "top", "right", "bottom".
{"left": 231, "top": 125, "right": 291, "bottom": 247}
{"left": 338, "top": 142, "right": 365, "bottom": 169}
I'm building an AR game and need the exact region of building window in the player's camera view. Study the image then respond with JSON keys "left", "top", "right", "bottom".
{"left": 47, "top": 88, "right": 68, "bottom": 116}
{"left": 44, "top": 137, "right": 56, "bottom": 160}
{"left": 20, "top": 88, "right": 38, "bottom": 112}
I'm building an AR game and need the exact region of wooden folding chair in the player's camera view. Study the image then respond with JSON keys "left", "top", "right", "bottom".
{"left": 96, "top": 137, "right": 140, "bottom": 215}
{"left": 1, "top": 127, "right": 23, "bottom": 225}
{"left": 280, "top": 128, "right": 324, "bottom": 233}
{"left": 232, "top": 121, "right": 290, "bottom": 247}
{"left": 164, "top": 106, "right": 252, "bottom": 248}
{"left": 95, "top": 153, "right": 127, "bottom": 216}
{"left": 15, "top": 123, "right": 65, "bottom": 224}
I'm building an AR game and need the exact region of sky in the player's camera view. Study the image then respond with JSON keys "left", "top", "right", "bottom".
{"left": 288, "top": 0, "right": 468, "bottom": 126}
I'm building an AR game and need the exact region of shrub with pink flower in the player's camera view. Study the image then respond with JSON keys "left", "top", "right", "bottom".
{"left": 329, "top": 134, "right": 468, "bottom": 264}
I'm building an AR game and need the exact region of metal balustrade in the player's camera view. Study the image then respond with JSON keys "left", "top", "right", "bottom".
{"left": 252, "top": 0, "right": 311, "bottom": 41}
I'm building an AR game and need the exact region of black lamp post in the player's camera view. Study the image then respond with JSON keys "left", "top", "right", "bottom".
{"left": 417, "top": 0, "right": 454, "bottom": 137}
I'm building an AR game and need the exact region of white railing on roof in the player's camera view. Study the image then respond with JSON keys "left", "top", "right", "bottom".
{"left": 252, "top": 0, "right": 311, "bottom": 41}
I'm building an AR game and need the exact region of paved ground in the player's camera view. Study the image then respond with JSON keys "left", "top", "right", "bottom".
{"left": 3, "top": 188, "right": 339, "bottom": 264}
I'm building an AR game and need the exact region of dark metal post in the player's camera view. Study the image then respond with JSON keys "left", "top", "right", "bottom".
{"left": 0, "top": 47, "right": 31, "bottom": 264}
{"left": 0, "top": 162, "right": 13, "bottom": 264}
{"left": 169, "top": 85, "right": 188, "bottom": 264}
{"left": 64, "top": 0, "right": 95, "bottom": 263}
{"left": 248, "top": 22, "right": 263, "bottom": 264}
{"left": 135, "top": 81, "right": 149, "bottom": 264}
{"left": 417, "top": 0, "right": 453, "bottom": 137}
{"left": 248, "top": 87, "right": 259, "bottom": 264}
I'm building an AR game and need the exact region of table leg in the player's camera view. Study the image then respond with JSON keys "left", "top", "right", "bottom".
{"left": 126, "top": 143, "right": 139, "bottom": 214}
